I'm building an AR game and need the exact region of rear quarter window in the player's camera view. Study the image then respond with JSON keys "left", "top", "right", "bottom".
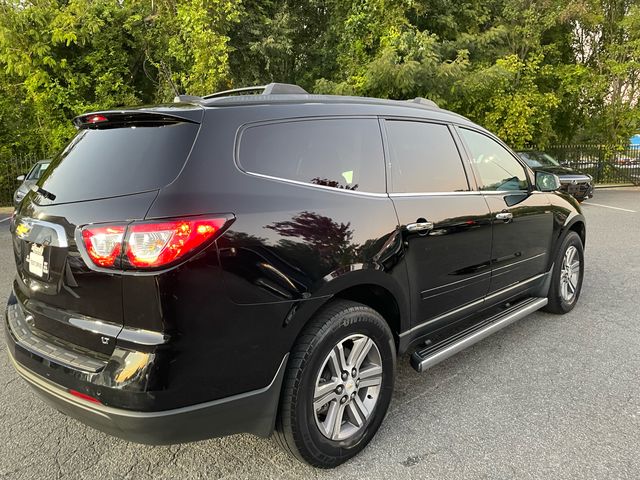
{"left": 237, "top": 118, "right": 385, "bottom": 193}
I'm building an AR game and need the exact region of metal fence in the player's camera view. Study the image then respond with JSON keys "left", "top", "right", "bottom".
{"left": 542, "top": 144, "right": 640, "bottom": 185}
{"left": 1, "top": 144, "right": 639, "bottom": 206}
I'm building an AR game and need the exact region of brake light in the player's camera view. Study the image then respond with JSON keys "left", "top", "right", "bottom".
{"left": 86, "top": 114, "right": 107, "bottom": 124}
{"left": 80, "top": 217, "right": 229, "bottom": 269}
{"left": 126, "top": 218, "right": 226, "bottom": 268}
{"left": 69, "top": 389, "right": 102, "bottom": 404}
{"left": 81, "top": 226, "right": 125, "bottom": 267}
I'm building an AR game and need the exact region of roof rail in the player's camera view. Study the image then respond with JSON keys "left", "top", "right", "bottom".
{"left": 203, "top": 82, "right": 307, "bottom": 99}
{"left": 262, "top": 83, "right": 308, "bottom": 95}
{"left": 174, "top": 82, "right": 308, "bottom": 103}
{"left": 203, "top": 85, "right": 268, "bottom": 99}
{"left": 408, "top": 97, "right": 439, "bottom": 108}
{"left": 173, "top": 94, "right": 203, "bottom": 103}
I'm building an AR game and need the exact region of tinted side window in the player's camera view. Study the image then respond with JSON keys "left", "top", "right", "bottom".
{"left": 459, "top": 128, "right": 529, "bottom": 191}
{"left": 385, "top": 121, "right": 469, "bottom": 193}
{"left": 238, "top": 118, "right": 385, "bottom": 193}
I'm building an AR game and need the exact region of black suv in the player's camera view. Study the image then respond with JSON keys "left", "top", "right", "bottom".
{"left": 5, "top": 83, "right": 586, "bottom": 468}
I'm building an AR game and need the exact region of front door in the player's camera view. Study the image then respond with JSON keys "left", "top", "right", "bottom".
{"left": 384, "top": 119, "right": 493, "bottom": 332}
{"left": 457, "top": 127, "right": 555, "bottom": 295}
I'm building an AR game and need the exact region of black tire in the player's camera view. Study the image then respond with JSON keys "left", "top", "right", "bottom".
{"left": 274, "top": 300, "right": 396, "bottom": 468}
{"left": 543, "top": 231, "right": 584, "bottom": 314}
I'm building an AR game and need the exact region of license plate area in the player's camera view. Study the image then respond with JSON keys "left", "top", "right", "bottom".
{"left": 26, "top": 243, "right": 51, "bottom": 279}
{"left": 567, "top": 183, "right": 580, "bottom": 193}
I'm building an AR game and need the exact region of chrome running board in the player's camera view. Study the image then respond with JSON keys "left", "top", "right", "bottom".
{"left": 410, "top": 297, "right": 548, "bottom": 373}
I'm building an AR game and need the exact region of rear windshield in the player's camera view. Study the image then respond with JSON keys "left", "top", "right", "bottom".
{"left": 37, "top": 123, "right": 199, "bottom": 204}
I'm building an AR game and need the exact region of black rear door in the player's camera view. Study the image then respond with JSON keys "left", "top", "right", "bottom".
{"left": 12, "top": 108, "right": 202, "bottom": 356}
{"left": 383, "top": 119, "right": 493, "bottom": 333}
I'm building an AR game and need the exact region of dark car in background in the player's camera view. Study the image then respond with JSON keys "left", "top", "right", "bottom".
{"left": 517, "top": 150, "right": 593, "bottom": 202}
{"left": 13, "top": 160, "right": 51, "bottom": 207}
{"left": 6, "top": 84, "right": 586, "bottom": 468}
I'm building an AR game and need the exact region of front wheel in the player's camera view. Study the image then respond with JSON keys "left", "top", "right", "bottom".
{"left": 274, "top": 300, "right": 396, "bottom": 468}
{"left": 544, "top": 231, "right": 584, "bottom": 314}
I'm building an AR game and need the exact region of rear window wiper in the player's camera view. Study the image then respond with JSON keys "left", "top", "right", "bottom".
{"left": 29, "top": 184, "right": 56, "bottom": 201}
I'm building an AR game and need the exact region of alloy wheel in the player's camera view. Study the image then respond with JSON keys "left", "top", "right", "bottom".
{"left": 560, "top": 245, "right": 581, "bottom": 302}
{"left": 313, "top": 334, "right": 383, "bottom": 441}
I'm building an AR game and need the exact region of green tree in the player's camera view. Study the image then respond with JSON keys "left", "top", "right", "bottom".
{"left": 0, "top": 0, "right": 149, "bottom": 154}
{"left": 575, "top": 1, "right": 640, "bottom": 143}
{"left": 453, "top": 54, "right": 560, "bottom": 148}
{"left": 1, "top": 0, "right": 640, "bottom": 164}
{"left": 0, "top": 0, "right": 240, "bottom": 156}
{"left": 146, "top": 0, "right": 241, "bottom": 97}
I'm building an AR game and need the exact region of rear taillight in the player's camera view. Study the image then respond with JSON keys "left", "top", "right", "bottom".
{"left": 80, "top": 216, "right": 229, "bottom": 270}
{"left": 126, "top": 218, "right": 226, "bottom": 268}
{"left": 81, "top": 225, "right": 126, "bottom": 267}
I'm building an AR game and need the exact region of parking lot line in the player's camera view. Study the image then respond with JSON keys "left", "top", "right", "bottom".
{"left": 582, "top": 202, "right": 637, "bottom": 213}
{"left": 0, "top": 216, "right": 11, "bottom": 223}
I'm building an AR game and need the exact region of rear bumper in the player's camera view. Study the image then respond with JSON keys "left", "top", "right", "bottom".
{"left": 5, "top": 290, "right": 289, "bottom": 444}
{"left": 7, "top": 347, "right": 288, "bottom": 444}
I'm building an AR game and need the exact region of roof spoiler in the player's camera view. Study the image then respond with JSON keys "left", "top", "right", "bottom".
{"left": 73, "top": 110, "right": 202, "bottom": 129}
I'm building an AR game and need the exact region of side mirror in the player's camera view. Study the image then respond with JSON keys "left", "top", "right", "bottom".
{"left": 16, "top": 174, "right": 25, "bottom": 182}
{"left": 535, "top": 171, "right": 561, "bottom": 192}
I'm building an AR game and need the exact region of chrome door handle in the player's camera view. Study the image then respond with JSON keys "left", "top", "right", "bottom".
{"left": 406, "top": 221, "right": 434, "bottom": 232}
{"left": 495, "top": 212, "right": 513, "bottom": 222}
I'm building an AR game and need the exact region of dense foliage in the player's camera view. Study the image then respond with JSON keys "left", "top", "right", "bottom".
{"left": 1, "top": 0, "right": 639, "bottom": 159}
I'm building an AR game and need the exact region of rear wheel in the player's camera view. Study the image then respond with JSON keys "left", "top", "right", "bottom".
{"left": 543, "top": 231, "right": 584, "bottom": 314}
{"left": 275, "top": 300, "right": 395, "bottom": 468}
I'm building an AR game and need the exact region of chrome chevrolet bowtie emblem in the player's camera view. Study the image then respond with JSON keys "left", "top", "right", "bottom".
{"left": 15, "top": 220, "right": 32, "bottom": 239}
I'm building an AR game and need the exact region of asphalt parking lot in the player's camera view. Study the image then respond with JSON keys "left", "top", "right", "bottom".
{"left": 1, "top": 188, "right": 639, "bottom": 480}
